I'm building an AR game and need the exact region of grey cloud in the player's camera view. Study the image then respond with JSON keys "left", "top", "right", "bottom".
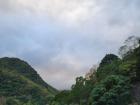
{"left": 0, "top": 0, "right": 140, "bottom": 89}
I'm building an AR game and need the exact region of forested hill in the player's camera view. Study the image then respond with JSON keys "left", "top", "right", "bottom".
{"left": 0, "top": 36, "right": 140, "bottom": 105}
{"left": 51, "top": 36, "right": 140, "bottom": 105}
{"left": 0, "top": 57, "right": 58, "bottom": 105}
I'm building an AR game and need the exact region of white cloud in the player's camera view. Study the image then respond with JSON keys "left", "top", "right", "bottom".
{"left": 0, "top": 0, "right": 100, "bottom": 25}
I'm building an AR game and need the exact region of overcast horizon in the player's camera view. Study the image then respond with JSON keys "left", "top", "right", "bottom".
{"left": 0, "top": 0, "right": 140, "bottom": 90}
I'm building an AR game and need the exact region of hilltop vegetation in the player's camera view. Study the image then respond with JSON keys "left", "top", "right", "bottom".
{"left": 50, "top": 36, "right": 140, "bottom": 105}
{"left": 0, "top": 58, "right": 58, "bottom": 105}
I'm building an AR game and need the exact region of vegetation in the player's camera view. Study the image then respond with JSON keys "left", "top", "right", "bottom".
{"left": 0, "top": 36, "right": 140, "bottom": 105}
{"left": 50, "top": 36, "right": 140, "bottom": 105}
{"left": 0, "top": 58, "right": 58, "bottom": 105}
{"left": 89, "top": 75, "right": 131, "bottom": 105}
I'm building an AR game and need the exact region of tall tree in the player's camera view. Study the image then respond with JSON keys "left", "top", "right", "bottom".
{"left": 99, "top": 54, "right": 119, "bottom": 67}
{"left": 119, "top": 36, "right": 140, "bottom": 58}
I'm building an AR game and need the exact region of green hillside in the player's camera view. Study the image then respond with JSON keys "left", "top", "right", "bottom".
{"left": 0, "top": 57, "right": 58, "bottom": 105}
{"left": 51, "top": 36, "right": 140, "bottom": 105}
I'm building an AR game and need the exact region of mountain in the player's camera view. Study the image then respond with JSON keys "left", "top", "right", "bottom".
{"left": 0, "top": 57, "right": 58, "bottom": 105}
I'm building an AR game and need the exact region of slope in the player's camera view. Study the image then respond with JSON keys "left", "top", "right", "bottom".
{"left": 0, "top": 57, "right": 58, "bottom": 105}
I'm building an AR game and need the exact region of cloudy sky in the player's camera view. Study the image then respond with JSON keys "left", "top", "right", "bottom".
{"left": 0, "top": 0, "right": 140, "bottom": 89}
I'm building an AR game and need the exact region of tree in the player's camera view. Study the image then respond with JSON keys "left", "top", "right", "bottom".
{"left": 119, "top": 36, "right": 140, "bottom": 58}
{"left": 96, "top": 54, "right": 120, "bottom": 80}
{"left": 71, "top": 76, "right": 85, "bottom": 104}
{"left": 85, "top": 65, "right": 98, "bottom": 81}
{"left": 99, "top": 54, "right": 119, "bottom": 67}
{"left": 89, "top": 75, "right": 131, "bottom": 105}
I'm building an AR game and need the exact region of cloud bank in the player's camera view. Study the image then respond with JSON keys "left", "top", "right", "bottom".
{"left": 0, "top": 0, "right": 140, "bottom": 89}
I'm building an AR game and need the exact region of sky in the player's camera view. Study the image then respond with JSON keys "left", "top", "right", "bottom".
{"left": 0, "top": 0, "right": 140, "bottom": 90}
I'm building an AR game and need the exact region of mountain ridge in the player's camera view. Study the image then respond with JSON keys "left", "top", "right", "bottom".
{"left": 0, "top": 57, "right": 58, "bottom": 105}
